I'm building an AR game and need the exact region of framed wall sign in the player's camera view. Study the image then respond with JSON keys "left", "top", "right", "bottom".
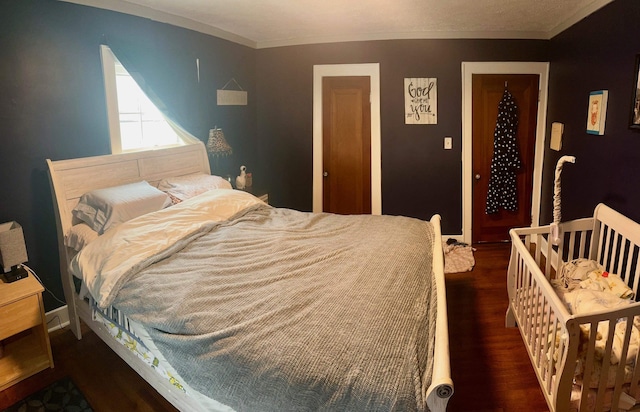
{"left": 630, "top": 54, "right": 640, "bottom": 130}
{"left": 404, "top": 78, "right": 437, "bottom": 124}
{"left": 586, "top": 90, "right": 608, "bottom": 135}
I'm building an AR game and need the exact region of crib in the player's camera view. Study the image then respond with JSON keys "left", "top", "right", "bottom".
{"left": 506, "top": 203, "right": 640, "bottom": 412}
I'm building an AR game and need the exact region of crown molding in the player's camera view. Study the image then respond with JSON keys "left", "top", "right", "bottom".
{"left": 58, "top": 0, "right": 256, "bottom": 48}
{"left": 547, "top": 0, "right": 613, "bottom": 39}
{"left": 59, "top": 0, "right": 614, "bottom": 49}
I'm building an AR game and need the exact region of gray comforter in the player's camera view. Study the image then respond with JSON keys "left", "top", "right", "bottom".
{"left": 112, "top": 204, "right": 437, "bottom": 411}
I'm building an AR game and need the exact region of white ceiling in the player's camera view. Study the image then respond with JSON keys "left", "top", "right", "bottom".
{"left": 63, "top": 0, "right": 613, "bottom": 49}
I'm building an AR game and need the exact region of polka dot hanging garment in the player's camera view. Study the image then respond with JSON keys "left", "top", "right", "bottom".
{"left": 485, "top": 88, "right": 521, "bottom": 214}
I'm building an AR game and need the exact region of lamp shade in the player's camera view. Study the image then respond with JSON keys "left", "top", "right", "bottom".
{"left": 206, "top": 128, "right": 233, "bottom": 157}
{"left": 0, "top": 221, "right": 28, "bottom": 272}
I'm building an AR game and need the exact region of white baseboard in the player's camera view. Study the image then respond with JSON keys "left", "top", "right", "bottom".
{"left": 46, "top": 305, "right": 70, "bottom": 333}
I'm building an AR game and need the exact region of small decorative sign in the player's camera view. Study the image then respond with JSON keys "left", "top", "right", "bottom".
{"left": 404, "top": 78, "right": 437, "bottom": 124}
{"left": 586, "top": 90, "right": 608, "bottom": 135}
{"left": 217, "top": 78, "right": 248, "bottom": 106}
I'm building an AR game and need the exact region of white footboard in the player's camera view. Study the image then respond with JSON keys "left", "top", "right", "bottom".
{"left": 507, "top": 204, "right": 640, "bottom": 412}
{"left": 426, "top": 214, "right": 454, "bottom": 412}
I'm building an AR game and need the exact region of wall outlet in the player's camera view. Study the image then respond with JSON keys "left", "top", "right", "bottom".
{"left": 444, "top": 137, "right": 453, "bottom": 150}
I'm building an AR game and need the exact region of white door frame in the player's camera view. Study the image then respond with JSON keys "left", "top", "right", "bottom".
{"left": 461, "top": 62, "right": 550, "bottom": 244}
{"left": 312, "top": 64, "right": 381, "bottom": 214}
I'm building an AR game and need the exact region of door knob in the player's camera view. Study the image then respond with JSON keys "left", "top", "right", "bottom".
{"left": 323, "top": 171, "right": 329, "bottom": 177}
{"left": 475, "top": 174, "right": 481, "bottom": 180}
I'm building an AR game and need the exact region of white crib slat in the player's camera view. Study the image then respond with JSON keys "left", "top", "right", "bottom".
{"left": 535, "top": 290, "right": 545, "bottom": 356}
{"left": 546, "top": 233, "right": 553, "bottom": 276}
{"left": 619, "top": 236, "right": 629, "bottom": 278}
{"left": 630, "top": 315, "right": 640, "bottom": 398}
{"left": 594, "top": 319, "right": 618, "bottom": 412}
{"left": 628, "top": 243, "right": 636, "bottom": 292}
{"left": 579, "top": 230, "right": 587, "bottom": 258}
{"left": 526, "top": 287, "right": 535, "bottom": 346}
{"left": 600, "top": 225, "right": 608, "bottom": 268}
{"left": 545, "top": 316, "right": 559, "bottom": 394}
{"left": 633, "top": 261, "right": 640, "bottom": 299}
{"left": 516, "top": 254, "right": 526, "bottom": 324}
{"left": 611, "top": 317, "right": 635, "bottom": 412}
{"left": 617, "top": 236, "right": 628, "bottom": 279}
{"left": 567, "top": 231, "right": 577, "bottom": 261}
{"left": 535, "top": 298, "right": 551, "bottom": 370}
{"left": 533, "top": 233, "right": 542, "bottom": 267}
{"left": 529, "top": 286, "right": 541, "bottom": 348}
{"left": 557, "top": 241, "right": 565, "bottom": 274}
{"left": 611, "top": 230, "right": 620, "bottom": 273}
{"left": 593, "top": 221, "right": 605, "bottom": 263}
{"left": 524, "top": 271, "right": 533, "bottom": 338}
{"left": 578, "top": 324, "right": 600, "bottom": 412}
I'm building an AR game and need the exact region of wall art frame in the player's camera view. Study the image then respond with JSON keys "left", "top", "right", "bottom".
{"left": 404, "top": 78, "right": 437, "bottom": 124}
{"left": 586, "top": 90, "right": 608, "bottom": 135}
{"left": 630, "top": 54, "right": 640, "bottom": 130}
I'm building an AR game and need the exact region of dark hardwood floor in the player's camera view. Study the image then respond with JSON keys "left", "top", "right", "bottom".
{"left": 0, "top": 320, "right": 177, "bottom": 412}
{"left": 0, "top": 243, "right": 549, "bottom": 412}
{"left": 445, "top": 243, "right": 549, "bottom": 412}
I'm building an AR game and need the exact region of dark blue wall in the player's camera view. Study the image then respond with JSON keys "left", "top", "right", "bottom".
{"left": 1, "top": 0, "right": 255, "bottom": 311}
{"left": 543, "top": 0, "right": 640, "bottom": 224}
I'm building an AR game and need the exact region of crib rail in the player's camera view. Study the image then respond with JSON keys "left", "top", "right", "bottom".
{"left": 507, "top": 224, "right": 581, "bottom": 411}
{"left": 507, "top": 204, "right": 640, "bottom": 412}
{"left": 591, "top": 204, "right": 640, "bottom": 295}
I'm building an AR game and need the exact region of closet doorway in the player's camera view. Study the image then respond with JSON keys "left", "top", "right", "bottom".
{"left": 472, "top": 74, "right": 539, "bottom": 242}
{"left": 322, "top": 76, "right": 371, "bottom": 214}
{"left": 461, "top": 62, "right": 550, "bottom": 244}
{"left": 312, "top": 64, "right": 381, "bottom": 215}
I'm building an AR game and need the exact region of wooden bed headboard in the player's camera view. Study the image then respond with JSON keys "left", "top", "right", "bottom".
{"left": 46, "top": 142, "right": 210, "bottom": 337}
{"left": 47, "top": 143, "right": 210, "bottom": 240}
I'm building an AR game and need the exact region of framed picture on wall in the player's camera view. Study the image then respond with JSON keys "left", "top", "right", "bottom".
{"left": 630, "top": 54, "right": 640, "bottom": 130}
{"left": 404, "top": 78, "right": 437, "bottom": 124}
{"left": 587, "top": 90, "right": 608, "bottom": 135}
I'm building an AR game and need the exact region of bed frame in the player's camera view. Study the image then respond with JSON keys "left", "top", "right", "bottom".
{"left": 47, "top": 142, "right": 453, "bottom": 411}
{"left": 506, "top": 204, "right": 640, "bottom": 412}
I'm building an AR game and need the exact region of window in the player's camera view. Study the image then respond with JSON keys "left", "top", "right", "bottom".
{"left": 100, "top": 45, "right": 196, "bottom": 153}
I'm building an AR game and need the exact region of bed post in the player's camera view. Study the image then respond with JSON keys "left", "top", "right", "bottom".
{"left": 46, "top": 159, "right": 83, "bottom": 339}
{"left": 505, "top": 229, "right": 518, "bottom": 328}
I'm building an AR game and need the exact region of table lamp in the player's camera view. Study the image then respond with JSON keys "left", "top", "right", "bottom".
{"left": 0, "top": 221, "right": 29, "bottom": 282}
{"left": 206, "top": 127, "right": 233, "bottom": 174}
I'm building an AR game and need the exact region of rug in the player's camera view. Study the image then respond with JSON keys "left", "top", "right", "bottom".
{"left": 2, "top": 377, "right": 93, "bottom": 412}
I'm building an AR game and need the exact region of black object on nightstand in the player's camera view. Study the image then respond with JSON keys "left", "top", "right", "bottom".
{"left": 0, "top": 221, "right": 30, "bottom": 283}
{"left": 3, "top": 264, "right": 29, "bottom": 283}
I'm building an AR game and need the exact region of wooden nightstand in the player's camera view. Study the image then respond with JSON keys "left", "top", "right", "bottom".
{"left": 257, "top": 193, "right": 269, "bottom": 204}
{"left": 0, "top": 273, "right": 54, "bottom": 390}
{"left": 243, "top": 187, "right": 268, "bottom": 204}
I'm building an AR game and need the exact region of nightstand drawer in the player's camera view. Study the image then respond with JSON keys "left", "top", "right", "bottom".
{"left": 0, "top": 294, "right": 41, "bottom": 340}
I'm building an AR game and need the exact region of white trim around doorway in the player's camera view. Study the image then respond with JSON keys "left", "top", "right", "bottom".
{"left": 461, "top": 62, "right": 550, "bottom": 244}
{"left": 312, "top": 63, "right": 381, "bottom": 215}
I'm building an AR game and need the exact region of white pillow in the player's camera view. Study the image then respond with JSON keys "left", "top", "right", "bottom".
{"left": 65, "top": 223, "right": 99, "bottom": 251}
{"left": 73, "top": 181, "right": 171, "bottom": 234}
{"left": 157, "top": 173, "right": 232, "bottom": 204}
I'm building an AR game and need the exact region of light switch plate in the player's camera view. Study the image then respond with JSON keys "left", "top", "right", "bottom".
{"left": 444, "top": 137, "right": 453, "bottom": 150}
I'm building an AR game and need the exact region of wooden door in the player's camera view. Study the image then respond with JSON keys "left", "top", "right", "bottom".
{"left": 472, "top": 74, "right": 539, "bottom": 243}
{"left": 322, "top": 76, "right": 371, "bottom": 215}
